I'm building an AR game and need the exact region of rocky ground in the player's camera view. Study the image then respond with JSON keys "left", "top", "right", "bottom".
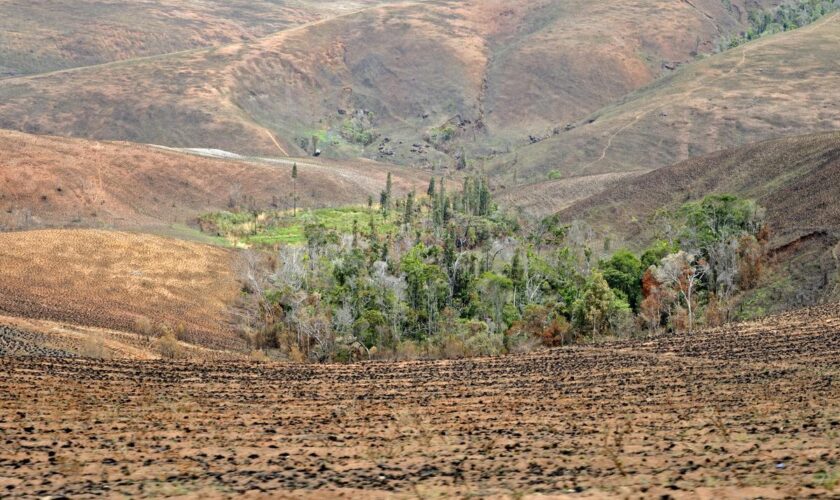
{"left": 1, "top": 304, "right": 839, "bottom": 498}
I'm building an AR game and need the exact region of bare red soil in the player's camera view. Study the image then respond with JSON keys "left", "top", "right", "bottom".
{"left": 1, "top": 303, "right": 838, "bottom": 497}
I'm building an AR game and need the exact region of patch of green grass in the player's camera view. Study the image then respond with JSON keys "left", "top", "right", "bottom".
{"left": 814, "top": 469, "right": 839, "bottom": 491}
{"left": 202, "top": 206, "right": 399, "bottom": 247}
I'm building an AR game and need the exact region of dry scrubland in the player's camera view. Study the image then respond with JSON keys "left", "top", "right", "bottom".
{"left": 0, "top": 130, "right": 429, "bottom": 230}
{"left": 1, "top": 303, "right": 839, "bottom": 497}
{"left": 494, "top": 13, "right": 840, "bottom": 181}
{"left": 0, "top": 0, "right": 776, "bottom": 161}
{"left": 0, "top": 0, "right": 393, "bottom": 77}
{"left": 0, "top": 229, "right": 242, "bottom": 349}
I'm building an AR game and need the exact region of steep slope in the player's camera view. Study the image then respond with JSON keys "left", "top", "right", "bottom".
{"left": 491, "top": 12, "right": 840, "bottom": 182}
{"left": 0, "top": 0, "right": 396, "bottom": 77}
{"left": 558, "top": 131, "right": 840, "bottom": 312}
{"left": 496, "top": 171, "right": 647, "bottom": 218}
{"left": 0, "top": 130, "right": 429, "bottom": 231}
{"left": 0, "top": 0, "right": 778, "bottom": 165}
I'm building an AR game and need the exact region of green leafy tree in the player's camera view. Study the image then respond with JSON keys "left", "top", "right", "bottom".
{"left": 600, "top": 250, "right": 643, "bottom": 312}
{"left": 641, "top": 240, "right": 676, "bottom": 269}
{"left": 678, "top": 194, "right": 763, "bottom": 252}
{"left": 478, "top": 272, "right": 513, "bottom": 332}
{"left": 508, "top": 249, "right": 526, "bottom": 308}
{"left": 573, "top": 271, "right": 620, "bottom": 337}
{"left": 380, "top": 190, "right": 388, "bottom": 217}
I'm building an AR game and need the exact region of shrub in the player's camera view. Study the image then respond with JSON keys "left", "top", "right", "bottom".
{"left": 464, "top": 330, "right": 504, "bottom": 357}
{"left": 249, "top": 350, "right": 270, "bottom": 363}
{"left": 157, "top": 331, "right": 181, "bottom": 360}
{"left": 395, "top": 340, "right": 423, "bottom": 360}
{"left": 80, "top": 334, "right": 110, "bottom": 359}
{"left": 507, "top": 304, "right": 574, "bottom": 347}
{"left": 135, "top": 317, "right": 154, "bottom": 338}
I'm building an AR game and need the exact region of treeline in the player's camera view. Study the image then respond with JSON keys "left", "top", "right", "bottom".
{"left": 236, "top": 175, "right": 768, "bottom": 362}
{"left": 716, "top": 0, "right": 839, "bottom": 51}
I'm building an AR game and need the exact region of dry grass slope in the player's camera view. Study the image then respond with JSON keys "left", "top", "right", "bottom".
{"left": 0, "top": 0, "right": 396, "bottom": 77}
{"left": 496, "top": 171, "right": 647, "bottom": 218}
{"left": 0, "top": 130, "right": 429, "bottom": 231}
{"left": 491, "top": 13, "right": 840, "bottom": 181}
{"left": 0, "top": 0, "right": 780, "bottom": 165}
{"left": 0, "top": 229, "right": 242, "bottom": 349}
{"left": 1, "top": 302, "right": 838, "bottom": 496}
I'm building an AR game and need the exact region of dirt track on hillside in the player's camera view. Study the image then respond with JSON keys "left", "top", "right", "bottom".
{"left": 1, "top": 304, "right": 838, "bottom": 498}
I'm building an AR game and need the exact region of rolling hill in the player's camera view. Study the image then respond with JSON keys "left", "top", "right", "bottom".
{"left": 490, "top": 12, "right": 840, "bottom": 182}
{"left": 0, "top": 129, "right": 429, "bottom": 232}
{"left": 0, "top": 0, "right": 781, "bottom": 166}
{"left": 0, "top": 0, "right": 396, "bottom": 77}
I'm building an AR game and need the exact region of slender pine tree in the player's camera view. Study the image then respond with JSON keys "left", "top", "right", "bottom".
{"left": 291, "top": 162, "right": 298, "bottom": 217}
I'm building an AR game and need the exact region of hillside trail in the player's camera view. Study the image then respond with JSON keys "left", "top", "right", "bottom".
{"left": 581, "top": 13, "right": 837, "bottom": 172}
{"left": 0, "top": 2, "right": 412, "bottom": 83}
{"left": 583, "top": 43, "right": 754, "bottom": 171}
{"left": 264, "top": 130, "right": 289, "bottom": 156}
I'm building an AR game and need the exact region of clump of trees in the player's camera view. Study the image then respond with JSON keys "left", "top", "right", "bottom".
{"left": 340, "top": 110, "right": 378, "bottom": 146}
{"left": 641, "top": 195, "right": 768, "bottom": 332}
{"left": 235, "top": 176, "right": 768, "bottom": 362}
{"left": 716, "top": 0, "right": 839, "bottom": 51}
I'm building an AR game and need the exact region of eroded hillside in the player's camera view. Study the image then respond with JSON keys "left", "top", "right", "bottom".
{"left": 0, "top": 0, "right": 780, "bottom": 165}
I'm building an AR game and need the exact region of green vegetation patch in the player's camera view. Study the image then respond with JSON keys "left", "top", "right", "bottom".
{"left": 716, "top": 0, "right": 840, "bottom": 51}
{"left": 201, "top": 207, "right": 398, "bottom": 247}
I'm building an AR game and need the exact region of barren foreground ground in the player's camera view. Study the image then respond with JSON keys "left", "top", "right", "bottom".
{"left": 2, "top": 304, "right": 839, "bottom": 498}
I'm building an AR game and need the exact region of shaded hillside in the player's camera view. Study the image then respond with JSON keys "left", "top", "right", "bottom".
{"left": 559, "top": 131, "right": 840, "bottom": 313}
{"left": 490, "top": 12, "right": 840, "bottom": 182}
{"left": 0, "top": 0, "right": 777, "bottom": 165}
{"left": 0, "top": 130, "right": 429, "bottom": 231}
{"left": 0, "top": 0, "right": 395, "bottom": 77}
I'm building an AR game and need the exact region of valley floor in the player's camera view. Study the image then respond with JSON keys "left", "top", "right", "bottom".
{"left": 1, "top": 304, "right": 839, "bottom": 498}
